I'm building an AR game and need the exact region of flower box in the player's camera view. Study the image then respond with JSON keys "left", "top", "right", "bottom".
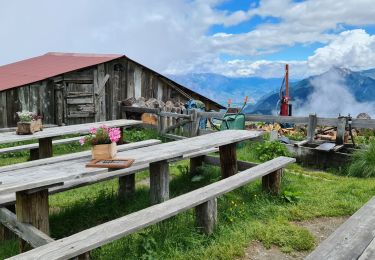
{"left": 91, "top": 142, "right": 117, "bottom": 160}
{"left": 16, "top": 118, "right": 43, "bottom": 135}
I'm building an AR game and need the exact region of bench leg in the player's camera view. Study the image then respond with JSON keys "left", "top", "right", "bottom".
{"left": 16, "top": 189, "right": 49, "bottom": 252}
{"left": 149, "top": 161, "right": 169, "bottom": 205}
{"left": 118, "top": 174, "right": 135, "bottom": 199}
{"left": 39, "top": 137, "right": 53, "bottom": 159}
{"left": 195, "top": 198, "right": 217, "bottom": 235}
{"left": 0, "top": 205, "right": 16, "bottom": 241}
{"left": 219, "top": 143, "right": 238, "bottom": 178}
{"left": 190, "top": 156, "right": 204, "bottom": 176}
{"left": 262, "top": 169, "right": 282, "bottom": 195}
{"left": 29, "top": 148, "right": 39, "bottom": 161}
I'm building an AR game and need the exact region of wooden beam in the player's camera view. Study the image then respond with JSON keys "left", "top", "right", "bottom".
{"left": 95, "top": 74, "right": 110, "bottom": 99}
{"left": 8, "top": 157, "right": 295, "bottom": 260}
{"left": 163, "top": 119, "right": 191, "bottom": 134}
{"left": 0, "top": 207, "right": 53, "bottom": 248}
{"left": 38, "top": 137, "right": 53, "bottom": 159}
{"left": 118, "top": 174, "right": 135, "bottom": 200}
{"left": 149, "top": 161, "right": 170, "bottom": 204}
{"left": 159, "top": 112, "right": 191, "bottom": 119}
{"left": 219, "top": 143, "right": 238, "bottom": 178}
{"left": 336, "top": 117, "right": 347, "bottom": 145}
{"left": 15, "top": 189, "right": 50, "bottom": 252}
{"left": 195, "top": 198, "right": 217, "bottom": 235}
{"left": 121, "top": 106, "right": 159, "bottom": 114}
{"left": 190, "top": 156, "right": 204, "bottom": 176}
{"left": 307, "top": 114, "right": 317, "bottom": 142}
{"left": 262, "top": 169, "right": 282, "bottom": 194}
{"left": 0, "top": 205, "right": 15, "bottom": 241}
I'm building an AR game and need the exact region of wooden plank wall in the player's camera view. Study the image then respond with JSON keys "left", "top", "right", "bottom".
{"left": 0, "top": 82, "right": 54, "bottom": 128}
{"left": 0, "top": 57, "right": 219, "bottom": 128}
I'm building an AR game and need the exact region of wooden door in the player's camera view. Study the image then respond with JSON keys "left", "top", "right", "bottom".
{"left": 65, "top": 83, "right": 95, "bottom": 125}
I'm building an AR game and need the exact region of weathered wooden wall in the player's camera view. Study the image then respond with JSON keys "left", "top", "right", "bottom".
{"left": 0, "top": 82, "right": 54, "bottom": 128}
{"left": 0, "top": 57, "right": 221, "bottom": 128}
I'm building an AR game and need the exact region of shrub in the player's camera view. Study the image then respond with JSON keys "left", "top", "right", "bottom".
{"left": 254, "top": 141, "right": 290, "bottom": 162}
{"left": 348, "top": 140, "right": 375, "bottom": 178}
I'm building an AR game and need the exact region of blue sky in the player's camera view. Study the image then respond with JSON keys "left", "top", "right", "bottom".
{"left": 1, "top": 0, "right": 375, "bottom": 79}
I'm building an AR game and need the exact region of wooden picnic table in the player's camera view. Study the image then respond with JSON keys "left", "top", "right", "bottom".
{"left": 0, "top": 119, "right": 141, "bottom": 159}
{"left": 0, "top": 130, "right": 262, "bottom": 252}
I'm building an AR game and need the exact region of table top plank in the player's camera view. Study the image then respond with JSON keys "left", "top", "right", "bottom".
{"left": 0, "top": 119, "right": 141, "bottom": 145}
{"left": 0, "top": 130, "right": 262, "bottom": 195}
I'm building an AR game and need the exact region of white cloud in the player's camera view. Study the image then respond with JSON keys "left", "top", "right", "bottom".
{"left": 307, "top": 29, "right": 375, "bottom": 74}
{"left": 1, "top": 0, "right": 375, "bottom": 79}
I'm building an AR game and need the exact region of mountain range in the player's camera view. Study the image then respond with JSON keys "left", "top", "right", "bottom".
{"left": 168, "top": 73, "right": 285, "bottom": 105}
{"left": 248, "top": 67, "right": 375, "bottom": 115}
{"left": 169, "top": 67, "right": 375, "bottom": 116}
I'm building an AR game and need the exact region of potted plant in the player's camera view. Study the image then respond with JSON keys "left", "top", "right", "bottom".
{"left": 16, "top": 111, "right": 43, "bottom": 135}
{"left": 79, "top": 125, "right": 121, "bottom": 159}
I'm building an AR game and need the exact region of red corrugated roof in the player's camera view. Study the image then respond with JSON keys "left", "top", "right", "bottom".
{"left": 0, "top": 52, "right": 124, "bottom": 91}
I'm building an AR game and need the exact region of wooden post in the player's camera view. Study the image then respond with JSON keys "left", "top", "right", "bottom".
{"left": 336, "top": 116, "right": 347, "bottom": 145}
{"left": 118, "top": 126, "right": 125, "bottom": 145}
{"left": 307, "top": 114, "right": 317, "bottom": 142}
{"left": 29, "top": 148, "right": 39, "bottom": 161}
{"left": 38, "top": 137, "right": 53, "bottom": 159}
{"left": 149, "top": 160, "right": 170, "bottom": 204}
{"left": 118, "top": 174, "right": 135, "bottom": 200}
{"left": 0, "top": 205, "right": 16, "bottom": 241}
{"left": 195, "top": 198, "right": 217, "bottom": 235}
{"left": 190, "top": 109, "right": 199, "bottom": 137}
{"left": 190, "top": 156, "right": 204, "bottom": 176}
{"left": 262, "top": 169, "right": 282, "bottom": 195}
{"left": 54, "top": 85, "right": 64, "bottom": 126}
{"left": 219, "top": 143, "right": 238, "bottom": 178}
{"left": 16, "top": 189, "right": 49, "bottom": 252}
{"left": 157, "top": 108, "right": 163, "bottom": 134}
{"left": 182, "top": 110, "right": 190, "bottom": 137}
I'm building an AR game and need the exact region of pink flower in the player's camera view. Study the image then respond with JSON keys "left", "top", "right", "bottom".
{"left": 101, "top": 124, "right": 109, "bottom": 131}
{"left": 79, "top": 137, "right": 85, "bottom": 146}
{"left": 89, "top": 127, "right": 97, "bottom": 134}
{"left": 109, "top": 127, "right": 121, "bottom": 143}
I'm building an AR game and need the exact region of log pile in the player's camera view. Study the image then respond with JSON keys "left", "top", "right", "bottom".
{"left": 122, "top": 97, "right": 186, "bottom": 125}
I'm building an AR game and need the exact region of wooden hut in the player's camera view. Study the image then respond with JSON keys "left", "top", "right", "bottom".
{"left": 0, "top": 52, "right": 224, "bottom": 128}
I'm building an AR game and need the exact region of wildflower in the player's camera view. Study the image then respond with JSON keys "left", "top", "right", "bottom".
{"left": 79, "top": 137, "right": 85, "bottom": 146}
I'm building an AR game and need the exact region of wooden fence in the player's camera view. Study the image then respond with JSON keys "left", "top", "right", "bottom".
{"left": 121, "top": 105, "right": 375, "bottom": 144}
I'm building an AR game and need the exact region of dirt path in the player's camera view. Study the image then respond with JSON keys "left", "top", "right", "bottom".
{"left": 242, "top": 216, "right": 348, "bottom": 260}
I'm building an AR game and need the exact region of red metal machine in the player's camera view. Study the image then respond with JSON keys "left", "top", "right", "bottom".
{"left": 279, "top": 64, "right": 292, "bottom": 116}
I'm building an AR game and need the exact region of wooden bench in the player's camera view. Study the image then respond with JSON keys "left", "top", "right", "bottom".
{"left": 0, "top": 139, "right": 162, "bottom": 206}
{"left": 7, "top": 156, "right": 295, "bottom": 260}
{"left": 306, "top": 196, "right": 375, "bottom": 260}
{"left": 0, "top": 130, "right": 262, "bottom": 254}
{"left": 0, "top": 136, "right": 81, "bottom": 155}
{"left": 0, "top": 119, "right": 141, "bottom": 159}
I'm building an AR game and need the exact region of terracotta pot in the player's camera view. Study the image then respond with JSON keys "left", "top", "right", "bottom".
{"left": 91, "top": 142, "right": 117, "bottom": 159}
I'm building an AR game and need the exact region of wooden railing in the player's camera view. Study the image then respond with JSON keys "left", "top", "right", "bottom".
{"left": 121, "top": 105, "right": 375, "bottom": 143}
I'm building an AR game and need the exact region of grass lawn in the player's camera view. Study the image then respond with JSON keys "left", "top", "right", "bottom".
{"left": 1, "top": 131, "right": 375, "bottom": 259}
